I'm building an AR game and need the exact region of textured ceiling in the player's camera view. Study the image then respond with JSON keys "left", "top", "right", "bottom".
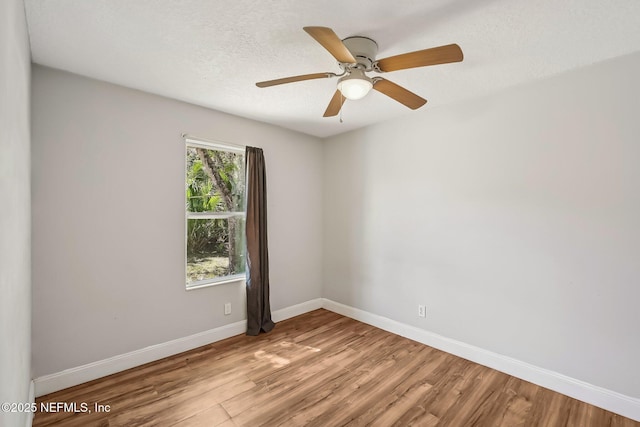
{"left": 25, "top": 0, "right": 640, "bottom": 138}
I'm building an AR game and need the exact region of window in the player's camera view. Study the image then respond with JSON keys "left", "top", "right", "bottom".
{"left": 185, "top": 137, "right": 246, "bottom": 289}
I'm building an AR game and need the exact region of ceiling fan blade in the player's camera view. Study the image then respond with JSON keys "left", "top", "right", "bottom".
{"left": 323, "top": 90, "right": 346, "bottom": 117}
{"left": 256, "top": 72, "right": 333, "bottom": 88}
{"left": 303, "top": 26, "right": 356, "bottom": 64}
{"left": 376, "top": 44, "right": 463, "bottom": 72}
{"left": 373, "top": 78, "right": 427, "bottom": 110}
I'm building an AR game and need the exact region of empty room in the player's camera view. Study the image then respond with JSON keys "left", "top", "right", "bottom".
{"left": 2, "top": 0, "right": 640, "bottom": 426}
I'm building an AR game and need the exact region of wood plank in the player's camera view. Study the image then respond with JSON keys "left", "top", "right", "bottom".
{"left": 172, "top": 404, "right": 229, "bottom": 427}
{"left": 33, "top": 309, "right": 639, "bottom": 427}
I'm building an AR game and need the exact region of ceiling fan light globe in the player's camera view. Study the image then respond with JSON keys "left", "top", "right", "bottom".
{"left": 338, "top": 78, "right": 373, "bottom": 100}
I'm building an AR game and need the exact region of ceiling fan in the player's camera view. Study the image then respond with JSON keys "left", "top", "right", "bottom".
{"left": 256, "top": 26, "right": 464, "bottom": 117}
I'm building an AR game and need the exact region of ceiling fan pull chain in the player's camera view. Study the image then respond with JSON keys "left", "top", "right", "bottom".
{"left": 340, "top": 93, "right": 344, "bottom": 123}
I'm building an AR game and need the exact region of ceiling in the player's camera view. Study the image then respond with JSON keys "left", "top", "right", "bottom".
{"left": 24, "top": 0, "right": 640, "bottom": 138}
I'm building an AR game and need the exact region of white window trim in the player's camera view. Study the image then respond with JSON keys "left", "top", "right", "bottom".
{"left": 184, "top": 134, "right": 247, "bottom": 290}
{"left": 186, "top": 273, "right": 246, "bottom": 291}
{"left": 188, "top": 212, "right": 246, "bottom": 220}
{"left": 183, "top": 133, "right": 245, "bottom": 153}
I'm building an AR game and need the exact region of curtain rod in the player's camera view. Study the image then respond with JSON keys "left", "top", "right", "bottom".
{"left": 181, "top": 133, "right": 246, "bottom": 151}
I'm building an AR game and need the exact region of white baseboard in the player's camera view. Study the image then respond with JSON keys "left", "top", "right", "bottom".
{"left": 272, "top": 298, "right": 323, "bottom": 322}
{"left": 33, "top": 299, "right": 323, "bottom": 398}
{"left": 321, "top": 298, "right": 640, "bottom": 422}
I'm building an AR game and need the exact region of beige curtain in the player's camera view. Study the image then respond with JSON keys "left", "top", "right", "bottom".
{"left": 245, "top": 147, "right": 275, "bottom": 335}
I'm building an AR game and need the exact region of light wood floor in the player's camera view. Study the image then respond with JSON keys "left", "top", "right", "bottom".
{"left": 34, "top": 309, "right": 638, "bottom": 426}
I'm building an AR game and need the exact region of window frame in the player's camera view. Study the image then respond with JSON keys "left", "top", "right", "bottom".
{"left": 184, "top": 136, "right": 246, "bottom": 290}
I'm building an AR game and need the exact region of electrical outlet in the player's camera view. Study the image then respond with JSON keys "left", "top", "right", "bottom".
{"left": 418, "top": 305, "right": 426, "bottom": 318}
{"left": 224, "top": 302, "right": 231, "bottom": 315}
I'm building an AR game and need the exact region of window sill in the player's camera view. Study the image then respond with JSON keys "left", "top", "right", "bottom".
{"left": 186, "top": 274, "right": 246, "bottom": 291}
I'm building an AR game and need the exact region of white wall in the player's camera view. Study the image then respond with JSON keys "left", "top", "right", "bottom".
{"left": 31, "top": 66, "right": 323, "bottom": 377}
{"left": 0, "top": 0, "right": 32, "bottom": 426}
{"left": 324, "top": 52, "right": 640, "bottom": 398}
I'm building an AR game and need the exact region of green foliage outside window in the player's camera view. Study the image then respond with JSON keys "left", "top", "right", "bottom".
{"left": 186, "top": 146, "right": 245, "bottom": 285}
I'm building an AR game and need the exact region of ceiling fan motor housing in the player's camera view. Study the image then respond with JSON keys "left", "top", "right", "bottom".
{"left": 342, "top": 36, "right": 378, "bottom": 69}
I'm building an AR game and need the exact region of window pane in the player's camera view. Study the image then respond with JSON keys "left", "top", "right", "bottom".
{"left": 186, "top": 147, "right": 245, "bottom": 213}
{"left": 186, "top": 217, "right": 246, "bottom": 284}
